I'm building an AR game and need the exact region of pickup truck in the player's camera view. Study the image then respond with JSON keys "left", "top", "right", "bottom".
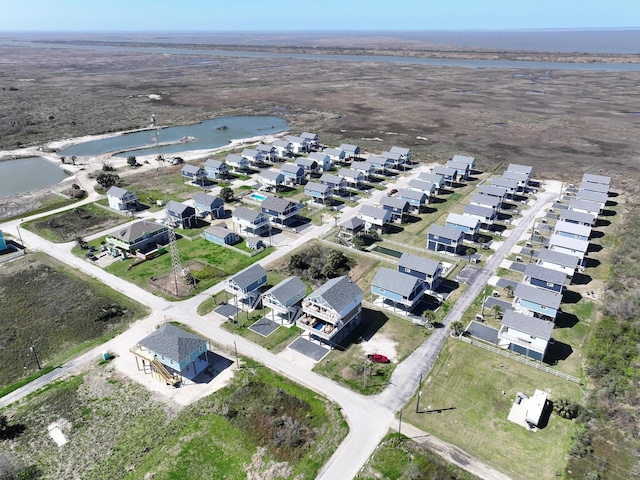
{"left": 367, "top": 353, "right": 390, "bottom": 364}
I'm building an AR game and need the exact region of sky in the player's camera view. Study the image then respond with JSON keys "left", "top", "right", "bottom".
{"left": 1, "top": 0, "right": 638, "bottom": 32}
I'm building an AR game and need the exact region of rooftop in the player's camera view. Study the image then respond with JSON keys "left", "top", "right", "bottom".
{"left": 398, "top": 252, "right": 440, "bottom": 276}
{"left": 138, "top": 323, "right": 205, "bottom": 363}
{"left": 501, "top": 310, "right": 554, "bottom": 340}
{"left": 372, "top": 267, "right": 422, "bottom": 297}
{"left": 307, "top": 275, "right": 362, "bottom": 312}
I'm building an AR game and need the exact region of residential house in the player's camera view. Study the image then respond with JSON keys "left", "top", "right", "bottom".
{"left": 576, "top": 189, "right": 608, "bottom": 211}
{"left": 339, "top": 144, "right": 361, "bottom": 159}
{"left": 470, "top": 193, "right": 502, "bottom": 212}
{"left": 304, "top": 182, "right": 332, "bottom": 204}
{"left": 320, "top": 173, "right": 347, "bottom": 195}
{"left": 107, "top": 220, "right": 168, "bottom": 253}
{"left": 232, "top": 206, "right": 270, "bottom": 236}
{"left": 225, "top": 153, "right": 249, "bottom": 171}
{"left": 181, "top": 164, "right": 207, "bottom": 186}
{"left": 446, "top": 212, "right": 480, "bottom": 240}
{"left": 367, "top": 155, "right": 391, "bottom": 175}
{"left": 513, "top": 283, "right": 562, "bottom": 319}
{"left": 523, "top": 264, "right": 567, "bottom": 293}
{"left": 325, "top": 147, "right": 346, "bottom": 164}
{"left": 338, "top": 217, "right": 365, "bottom": 243}
{"left": 582, "top": 173, "right": 611, "bottom": 188}
{"left": 408, "top": 179, "right": 437, "bottom": 201}
{"left": 261, "top": 276, "right": 307, "bottom": 324}
{"left": 273, "top": 139, "right": 292, "bottom": 158}
{"left": 295, "top": 157, "right": 319, "bottom": 176}
{"left": 256, "top": 144, "right": 276, "bottom": 163}
{"left": 451, "top": 154, "right": 476, "bottom": 171}
{"left": 537, "top": 249, "right": 580, "bottom": 278}
{"left": 418, "top": 172, "right": 445, "bottom": 192}
{"left": 506, "top": 163, "right": 533, "bottom": 181}
{"left": 398, "top": 188, "right": 427, "bottom": 213}
{"left": 241, "top": 148, "right": 264, "bottom": 167}
{"left": 427, "top": 224, "right": 465, "bottom": 255}
{"left": 165, "top": 200, "right": 197, "bottom": 229}
{"left": 554, "top": 220, "right": 591, "bottom": 241}
{"left": 569, "top": 198, "right": 601, "bottom": 217}
{"left": 225, "top": 263, "right": 267, "bottom": 309}
{"left": 259, "top": 170, "right": 285, "bottom": 191}
{"left": 0, "top": 231, "right": 6, "bottom": 251}
{"left": 578, "top": 180, "right": 609, "bottom": 195}
{"left": 359, "top": 205, "right": 391, "bottom": 233}
{"left": 397, "top": 252, "right": 442, "bottom": 291}
{"left": 558, "top": 209, "right": 596, "bottom": 227}
{"left": 192, "top": 192, "right": 225, "bottom": 218}
{"left": 548, "top": 234, "right": 589, "bottom": 262}
{"left": 300, "top": 132, "right": 320, "bottom": 149}
{"left": 445, "top": 160, "right": 469, "bottom": 181}
{"left": 280, "top": 163, "right": 305, "bottom": 185}
{"left": 390, "top": 146, "right": 412, "bottom": 163}
{"left": 498, "top": 310, "right": 553, "bottom": 362}
{"left": 298, "top": 276, "right": 363, "bottom": 345}
{"left": 106, "top": 186, "right": 140, "bottom": 211}
{"left": 380, "top": 196, "right": 409, "bottom": 223}
{"left": 372, "top": 267, "right": 428, "bottom": 312}
{"left": 203, "top": 159, "right": 229, "bottom": 180}
{"left": 381, "top": 151, "right": 405, "bottom": 170}
{"left": 463, "top": 203, "right": 497, "bottom": 225}
{"left": 287, "top": 135, "right": 310, "bottom": 154}
{"left": 490, "top": 176, "right": 519, "bottom": 197}
{"left": 260, "top": 196, "right": 300, "bottom": 226}
{"left": 477, "top": 185, "right": 507, "bottom": 202}
{"left": 352, "top": 161, "right": 375, "bottom": 179}
{"left": 502, "top": 170, "right": 529, "bottom": 191}
{"left": 308, "top": 152, "right": 331, "bottom": 171}
{"left": 204, "top": 223, "right": 239, "bottom": 246}
{"left": 132, "top": 323, "right": 208, "bottom": 383}
{"left": 432, "top": 165, "right": 458, "bottom": 185}
{"left": 338, "top": 168, "right": 364, "bottom": 188}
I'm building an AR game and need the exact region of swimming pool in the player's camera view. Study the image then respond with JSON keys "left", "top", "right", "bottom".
{"left": 372, "top": 245, "right": 403, "bottom": 258}
{"left": 250, "top": 193, "right": 267, "bottom": 202}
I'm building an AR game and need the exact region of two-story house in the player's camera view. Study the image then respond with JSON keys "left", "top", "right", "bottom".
{"left": 498, "top": 310, "right": 554, "bottom": 361}
{"left": 107, "top": 186, "right": 140, "bottom": 211}
{"left": 224, "top": 263, "right": 268, "bottom": 309}
{"left": 372, "top": 267, "right": 428, "bottom": 313}
{"left": 427, "top": 224, "right": 464, "bottom": 255}
{"left": 203, "top": 159, "right": 229, "bottom": 180}
{"left": 260, "top": 196, "right": 300, "bottom": 227}
{"left": 232, "top": 206, "right": 270, "bottom": 236}
{"left": 397, "top": 252, "right": 442, "bottom": 292}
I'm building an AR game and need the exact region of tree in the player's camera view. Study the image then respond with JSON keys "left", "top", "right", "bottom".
{"left": 450, "top": 321, "right": 464, "bottom": 336}
{"left": 554, "top": 398, "right": 581, "bottom": 419}
{"left": 422, "top": 309, "right": 436, "bottom": 328}
{"left": 127, "top": 156, "right": 138, "bottom": 167}
{"left": 492, "top": 304, "right": 503, "bottom": 319}
{"left": 96, "top": 173, "right": 120, "bottom": 189}
{"left": 466, "top": 247, "right": 475, "bottom": 263}
{"left": 220, "top": 187, "right": 234, "bottom": 202}
{"left": 323, "top": 250, "right": 349, "bottom": 278}
{"left": 504, "top": 284, "right": 514, "bottom": 299}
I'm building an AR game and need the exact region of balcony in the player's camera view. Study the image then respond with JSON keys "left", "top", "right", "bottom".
{"left": 302, "top": 303, "right": 338, "bottom": 323}
{"left": 298, "top": 315, "right": 339, "bottom": 339}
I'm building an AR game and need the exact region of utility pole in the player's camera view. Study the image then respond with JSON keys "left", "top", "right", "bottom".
{"left": 234, "top": 341, "right": 239, "bottom": 369}
{"left": 363, "top": 357, "right": 367, "bottom": 389}
{"left": 29, "top": 339, "right": 41, "bottom": 370}
{"left": 416, "top": 373, "right": 423, "bottom": 413}
{"left": 397, "top": 408, "right": 403, "bottom": 444}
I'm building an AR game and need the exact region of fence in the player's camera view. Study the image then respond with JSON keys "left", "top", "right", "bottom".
{"left": 458, "top": 335, "right": 582, "bottom": 384}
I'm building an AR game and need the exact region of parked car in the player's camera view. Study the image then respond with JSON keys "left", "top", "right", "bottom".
{"left": 388, "top": 189, "right": 398, "bottom": 196}
{"left": 367, "top": 353, "right": 390, "bottom": 364}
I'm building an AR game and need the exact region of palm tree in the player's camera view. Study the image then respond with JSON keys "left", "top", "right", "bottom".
{"left": 504, "top": 285, "right": 514, "bottom": 299}
{"left": 422, "top": 309, "right": 436, "bottom": 328}
{"left": 492, "top": 304, "right": 503, "bottom": 319}
{"left": 450, "top": 321, "right": 464, "bottom": 336}
{"left": 466, "top": 247, "right": 475, "bottom": 263}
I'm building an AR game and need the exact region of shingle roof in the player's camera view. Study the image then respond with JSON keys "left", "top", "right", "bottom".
{"left": 360, "top": 205, "right": 390, "bottom": 220}
{"left": 287, "top": 135, "right": 306, "bottom": 144}
{"left": 300, "top": 132, "right": 318, "bottom": 140}
{"left": 582, "top": 173, "right": 611, "bottom": 186}
{"left": 514, "top": 283, "right": 562, "bottom": 309}
{"left": 502, "top": 170, "right": 529, "bottom": 182}
{"left": 558, "top": 209, "right": 595, "bottom": 225}
{"left": 537, "top": 249, "right": 580, "bottom": 268}
{"left": 305, "top": 181, "right": 330, "bottom": 194}
{"left": 433, "top": 165, "right": 457, "bottom": 177}
{"left": 390, "top": 146, "right": 411, "bottom": 156}
{"left": 340, "top": 216, "right": 365, "bottom": 230}
{"left": 273, "top": 139, "right": 291, "bottom": 148}
{"left": 106, "top": 186, "right": 131, "bottom": 199}
{"left": 471, "top": 193, "right": 501, "bottom": 208}
{"left": 451, "top": 154, "right": 475, "bottom": 166}
{"left": 204, "top": 159, "right": 225, "bottom": 169}
{"left": 338, "top": 168, "right": 362, "bottom": 180}
{"left": 373, "top": 267, "right": 422, "bottom": 297}
{"left": 110, "top": 220, "right": 166, "bottom": 243}
{"left": 418, "top": 172, "right": 444, "bottom": 184}
{"left": 380, "top": 196, "right": 409, "bottom": 210}
{"left": 478, "top": 185, "right": 507, "bottom": 197}
{"left": 261, "top": 196, "right": 296, "bottom": 213}
{"left": 569, "top": 198, "right": 601, "bottom": 212}
{"left": 308, "top": 275, "right": 362, "bottom": 312}
{"left": 398, "top": 188, "right": 426, "bottom": 201}
{"left": 181, "top": 164, "right": 203, "bottom": 174}
{"left": 256, "top": 143, "right": 275, "bottom": 152}
{"left": 193, "top": 192, "right": 223, "bottom": 207}
{"left": 445, "top": 160, "right": 469, "bottom": 171}
{"left": 428, "top": 224, "right": 463, "bottom": 241}
{"left": 339, "top": 144, "right": 359, "bottom": 153}
{"left": 381, "top": 151, "right": 403, "bottom": 161}
{"left": 138, "top": 323, "right": 205, "bottom": 363}
{"left": 368, "top": 155, "right": 389, "bottom": 166}
{"left": 524, "top": 264, "right": 567, "bottom": 286}
{"left": 408, "top": 179, "right": 436, "bottom": 193}
{"left": 576, "top": 189, "right": 608, "bottom": 204}
{"left": 446, "top": 212, "right": 479, "bottom": 229}
{"left": 296, "top": 157, "right": 317, "bottom": 168}
{"left": 464, "top": 204, "right": 495, "bottom": 219}
{"left": 205, "top": 224, "right": 234, "bottom": 239}
{"left": 501, "top": 310, "right": 554, "bottom": 340}
{"left": 166, "top": 200, "right": 192, "bottom": 215}
{"left": 261, "top": 170, "right": 283, "bottom": 182}
{"left": 320, "top": 173, "right": 344, "bottom": 185}
{"left": 324, "top": 147, "right": 344, "bottom": 157}
{"left": 491, "top": 177, "right": 519, "bottom": 190}
{"left": 398, "top": 252, "right": 440, "bottom": 277}
{"left": 233, "top": 206, "right": 264, "bottom": 222}
{"left": 281, "top": 163, "right": 303, "bottom": 174}
{"left": 263, "top": 276, "right": 306, "bottom": 305}
{"left": 241, "top": 148, "right": 259, "bottom": 158}
{"left": 226, "top": 153, "right": 247, "bottom": 165}
{"left": 308, "top": 152, "right": 330, "bottom": 163}
{"left": 229, "top": 264, "right": 267, "bottom": 290}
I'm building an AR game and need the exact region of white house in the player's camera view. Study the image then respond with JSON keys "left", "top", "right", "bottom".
{"left": 107, "top": 186, "right": 139, "bottom": 211}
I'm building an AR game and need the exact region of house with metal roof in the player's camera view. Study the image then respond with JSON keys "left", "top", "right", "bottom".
{"left": 445, "top": 160, "right": 470, "bottom": 180}
{"left": 308, "top": 152, "right": 331, "bottom": 171}
{"left": 241, "top": 148, "right": 265, "bottom": 166}
{"left": 261, "top": 276, "right": 306, "bottom": 324}
{"left": 256, "top": 144, "right": 276, "bottom": 162}
{"left": 300, "top": 132, "right": 320, "bottom": 149}
{"left": 338, "top": 168, "right": 364, "bottom": 187}
{"left": 478, "top": 184, "right": 507, "bottom": 201}
{"left": 506, "top": 163, "right": 533, "bottom": 178}
{"left": 166, "top": 200, "right": 197, "bottom": 229}
{"left": 569, "top": 198, "right": 601, "bottom": 217}
{"left": 339, "top": 144, "right": 361, "bottom": 158}
{"left": 380, "top": 196, "right": 409, "bottom": 223}
{"left": 408, "top": 179, "right": 437, "bottom": 200}
{"left": 287, "top": 135, "right": 310, "bottom": 154}
{"left": 325, "top": 147, "right": 346, "bottom": 164}
{"left": 193, "top": 192, "right": 225, "bottom": 219}
{"left": 372, "top": 267, "right": 429, "bottom": 312}
{"left": 390, "top": 146, "right": 412, "bottom": 163}
{"left": 320, "top": 173, "right": 347, "bottom": 194}
{"left": 338, "top": 217, "right": 365, "bottom": 243}
{"left": 576, "top": 189, "right": 608, "bottom": 210}
{"left": 280, "top": 163, "right": 305, "bottom": 185}
{"left": 451, "top": 154, "right": 475, "bottom": 171}
{"left": 273, "top": 139, "right": 292, "bottom": 158}
{"left": 260, "top": 196, "right": 300, "bottom": 226}
{"left": 558, "top": 208, "right": 595, "bottom": 227}
{"left": 359, "top": 205, "right": 391, "bottom": 232}
{"left": 181, "top": 164, "right": 207, "bottom": 186}
{"left": 397, "top": 252, "right": 442, "bottom": 291}
{"left": 225, "top": 263, "right": 267, "bottom": 309}
{"left": 548, "top": 234, "right": 589, "bottom": 261}
{"left": 203, "top": 159, "right": 229, "bottom": 180}
{"left": 204, "top": 223, "right": 239, "bottom": 246}
{"left": 368, "top": 155, "right": 391, "bottom": 174}
{"left": 427, "top": 224, "right": 465, "bottom": 255}
{"left": 446, "top": 212, "right": 480, "bottom": 240}
{"left": 498, "top": 310, "right": 554, "bottom": 361}
{"left": 536, "top": 249, "right": 580, "bottom": 278}
{"left": 554, "top": 220, "right": 591, "bottom": 242}
{"left": 304, "top": 181, "right": 332, "bottom": 204}
{"left": 107, "top": 186, "right": 139, "bottom": 211}
{"left": 398, "top": 188, "right": 427, "bottom": 213}
{"left": 578, "top": 180, "right": 609, "bottom": 194}
{"left": 352, "top": 161, "right": 375, "bottom": 179}
{"left": 502, "top": 171, "right": 529, "bottom": 191}
{"left": 259, "top": 170, "right": 285, "bottom": 191}
{"left": 433, "top": 165, "right": 458, "bottom": 184}
{"left": 582, "top": 173, "right": 611, "bottom": 187}
{"left": 463, "top": 203, "right": 497, "bottom": 225}
{"left": 226, "top": 153, "right": 249, "bottom": 170}
{"left": 523, "top": 264, "right": 567, "bottom": 293}
{"left": 381, "top": 151, "right": 405, "bottom": 170}
{"left": 295, "top": 157, "right": 319, "bottom": 175}
{"left": 418, "top": 172, "right": 445, "bottom": 191}
{"left": 470, "top": 193, "right": 502, "bottom": 211}
{"left": 232, "top": 206, "right": 269, "bottom": 236}
{"left": 490, "top": 176, "right": 519, "bottom": 196}
{"left": 107, "top": 220, "right": 168, "bottom": 253}
{"left": 513, "top": 283, "right": 562, "bottom": 319}
{"left": 131, "top": 323, "right": 209, "bottom": 384}
{"left": 298, "top": 275, "right": 363, "bottom": 345}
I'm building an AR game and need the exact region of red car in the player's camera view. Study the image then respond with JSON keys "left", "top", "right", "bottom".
{"left": 389, "top": 189, "right": 398, "bottom": 196}
{"left": 367, "top": 353, "right": 390, "bottom": 364}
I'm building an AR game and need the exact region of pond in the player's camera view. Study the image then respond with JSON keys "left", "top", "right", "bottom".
{"left": 58, "top": 115, "right": 289, "bottom": 158}
{"left": 0, "top": 157, "right": 68, "bottom": 198}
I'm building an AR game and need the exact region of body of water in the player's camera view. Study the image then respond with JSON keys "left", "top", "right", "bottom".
{"left": 0, "top": 157, "right": 68, "bottom": 198}
{"left": 58, "top": 116, "right": 289, "bottom": 158}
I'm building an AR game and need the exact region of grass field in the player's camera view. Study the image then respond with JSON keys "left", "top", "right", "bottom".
{"left": 403, "top": 339, "right": 584, "bottom": 480}
{"left": 0, "top": 253, "right": 148, "bottom": 388}
{"left": 0, "top": 358, "right": 347, "bottom": 480}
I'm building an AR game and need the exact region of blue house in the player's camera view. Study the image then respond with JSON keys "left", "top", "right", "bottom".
{"left": 418, "top": 172, "right": 445, "bottom": 192}
{"left": 445, "top": 160, "right": 470, "bottom": 181}
{"left": 193, "top": 192, "right": 225, "bottom": 218}
{"left": 225, "top": 263, "right": 268, "bottom": 309}
{"left": 372, "top": 267, "right": 428, "bottom": 313}
{"left": 433, "top": 165, "right": 458, "bottom": 185}
{"left": 181, "top": 164, "right": 207, "bottom": 186}
{"left": 398, "top": 188, "right": 427, "bottom": 213}
{"left": 295, "top": 157, "right": 319, "bottom": 176}
{"left": 339, "top": 144, "right": 361, "bottom": 159}
{"left": 166, "top": 200, "right": 197, "bottom": 229}
{"left": 368, "top": 155, "right": 391, "bottom": 174}
{"left": 261, "top": 276, "right": 307, "bottom": 324}
{"left": 232, "top": 206, "right": 270, "bottom": 236}
{"left": 381, "top": 151, "right": 404, "bottom": 170}
{"left": 204, "top": 223, "right": 239, "bottom": 246}
{"left": 281, "top": 163, "right": 305, "bottom": 185}
{"left": 463, "top": 204, "right": 497, "bottom": 226}
{"left": 397, "top": 252, "right": 442, "bottom": 291}
{"left": 513, "top": 283, "right": 562, "bottom": 320}
{"left": 203, "top": 159, "right": 229, "bottom": 180}
{"left": 427, "top": 224, "right": 464, "bottom": 255}
{"left": 305, "top": 182, "right": 333, "bottom": 204}
{"left": 554, "top": 220, "right": 591, "bottom": 242}
{"left": 380, "top": 196, "right": 409, "bottom": 223}
{"left": 446, "top": 212, "right": 479, "bottom": 240}
{"left": 523, "top": 264, "right": 567, "bottom": 293}
{"left": 352, "top": 161, "right": 375, "bottom": 179}
{"left": 260, "top": 196, "right": 300, "bottom": 226}
{"left": 0, "top": 231, "right": 6, "bottom": 251}
{"left": 226, "top": 153, "right": 249, "bottom": 171}
{"left": 320, "top": 173, "right": 347, "bottom": 194}
{"left": 498, "top": 310, "right": 553, "bottom": 362}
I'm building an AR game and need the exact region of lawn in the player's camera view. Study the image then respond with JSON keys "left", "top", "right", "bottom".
{"left": 403, "top": 339, "right": 584, "bottom": 480}
{"left": 0, "top": 193, "right": 80, "bottom": 222}
{"left": 0, "top": 253, "right": 148, "bottom": 388}
{"left": 0, "top": 358, "right": 348, "bottom": 480}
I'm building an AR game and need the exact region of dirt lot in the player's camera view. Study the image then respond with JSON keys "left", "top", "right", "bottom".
{"left": 0, "top": 39, "right": 639, "bottom": 200}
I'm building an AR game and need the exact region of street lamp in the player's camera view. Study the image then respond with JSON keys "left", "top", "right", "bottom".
{"left": 29, "top": 340, "right": 42, "bottom": 370}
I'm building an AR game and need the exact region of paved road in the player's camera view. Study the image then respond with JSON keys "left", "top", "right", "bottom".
{"left": 0, "top": 165, "right": 557, "bottom": 480}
